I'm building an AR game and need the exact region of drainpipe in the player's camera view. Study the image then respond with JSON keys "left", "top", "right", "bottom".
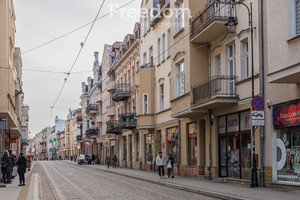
{"left": 178, "top": 119, "right": 181, "bottom": 176}
{"left": 154, "top": 77, "right": 157, "bottom": 172}
{"left": 208, "top": 44, "right": 212, "bottom": 180}
{"left": 259, "top": 0, "right": 265, "bottom": 187}
{"left": 208, "top": 110, "right": 212, "bottom": 180}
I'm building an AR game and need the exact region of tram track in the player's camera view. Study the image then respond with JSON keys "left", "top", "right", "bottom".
{"left": 58, "top": 161, "right": 198, "bottom": 200}
{"left": 41, "top": 162, "right": 94, "bottom": 200}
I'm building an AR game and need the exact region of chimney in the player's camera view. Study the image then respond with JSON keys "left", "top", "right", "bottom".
{"left": 94, "top": 51, "right": 99, "bottom": 62}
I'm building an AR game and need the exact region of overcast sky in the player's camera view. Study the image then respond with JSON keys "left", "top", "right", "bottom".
{"left": 14, "top": 0, "right": 141, "bottom": 138}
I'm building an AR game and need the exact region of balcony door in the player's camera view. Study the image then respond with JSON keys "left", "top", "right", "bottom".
{"left": 226, "top": 43, "right": 236, "bottom": 96}
{"left": 214, "top": 54, "right": 222, "bottom": 93}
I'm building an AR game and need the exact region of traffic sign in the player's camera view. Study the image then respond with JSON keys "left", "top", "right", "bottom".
{"left": 251, "top": 96, "right": 264, "bottom": 111}
{"left": 252, "top": 111, "right": 265, "bottom": 126}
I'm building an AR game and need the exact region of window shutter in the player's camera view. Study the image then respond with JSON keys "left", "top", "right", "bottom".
{"left": 296, "top": 0, "right": 300, "bottom": 35}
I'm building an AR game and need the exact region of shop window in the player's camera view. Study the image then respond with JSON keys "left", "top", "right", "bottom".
{"left": 188, "top": 122, "right": 197, "bottom": 166}
{"left": 277, "top": 127, "right": 300, "bottom": 183}
{"left": 167, "top": 127, "right": 179, "bottom": 163}
{"left": 145, "top": 134, "right": 153, "bottom": 165}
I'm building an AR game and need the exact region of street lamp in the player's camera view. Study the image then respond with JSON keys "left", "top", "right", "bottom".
{"left": 225, "top": 2, "right": 258, "bottom": 188}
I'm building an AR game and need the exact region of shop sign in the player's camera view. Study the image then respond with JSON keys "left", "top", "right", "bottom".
{"left": 227, "top": 114, "right": 239, "bottom": 133}
{"left": 273, "top": 99, "right": 300, "bottom": 129}
{"left": 241, "top": 111, "right": 251, "bottom": 130}
{"left": 0, "top": 117, "right": 7, "bottom": 130}
{"left": 218, "top": 116, "right": 226, "bottom": 134}
{"left": 11, "top": 138, "right": 17, "bottom": 143}
{"left": 167, "top": 127, "right": 178, "bottom": 141}
{"left": 111, "top": 140, "right": 116, "bottom": 146}
{"left": 188, "top": 123, "right": 197, "bottom": 137}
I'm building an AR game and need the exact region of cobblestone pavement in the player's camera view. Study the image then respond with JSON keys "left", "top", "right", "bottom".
{"left": 33, "top": 161, "right": 218, "bottom": 200}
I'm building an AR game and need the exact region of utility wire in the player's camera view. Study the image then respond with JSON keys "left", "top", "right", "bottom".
{"left": 0, "top": 0, "right": 136, "bottom": 64}
{"left": 49, "top": 0, "right": 106, "bottom": 126}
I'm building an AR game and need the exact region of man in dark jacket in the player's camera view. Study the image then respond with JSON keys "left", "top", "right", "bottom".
{"left": 16, "top": 153, "right": 27, "bottom": 186}
{"left": 167, "top": 151, "right": 175, "bottom": 178}
{"left": 3, "top": 150, "right": 12, "bottom": 184}
{"left": 106, "top": 154, "right": 111, "bottom": 169}
{"left": 92, "top": 154, "right": 96, "bottom": 165}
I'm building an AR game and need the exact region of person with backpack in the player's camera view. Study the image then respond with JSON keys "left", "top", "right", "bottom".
{"left": 3, "top": 150, "right": 12, "bottom": 184}
{"left": 167, "top": 151, "right": 175, "bottom": 178}
{"left": 112, "top": 154, "right": 118, "bottom": 168}
{"left": 11, "top": 152, "right": 18, "bottom": 179}
{"left": 16, "top": 153, "right": 27, "bottom": 186}
{"left": 106, "top": 154, "right": 111, "bottom": 169}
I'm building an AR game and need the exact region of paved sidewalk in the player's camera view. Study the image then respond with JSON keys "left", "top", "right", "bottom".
{"left": 64, "top": 161, "right": 300, "bottom": 200}
{"left": 0, "top": 162, "right": 34, "bottom": 200}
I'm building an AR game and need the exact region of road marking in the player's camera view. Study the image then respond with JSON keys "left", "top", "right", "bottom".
{"left": 41, "top": 162, "right": 66, "bottom": 200}
{"left": 33, "top": 173, "right": 39, "bottom": 200}
{"left": 47, "top": 162, "right": 94, "bottom": 200}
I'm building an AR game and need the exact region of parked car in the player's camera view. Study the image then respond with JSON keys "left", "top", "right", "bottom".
{"left": 77, "top": 154, "right": 90, "bottom": 165}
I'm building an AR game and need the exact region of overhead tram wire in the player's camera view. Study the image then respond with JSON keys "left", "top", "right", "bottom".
{"left": 48, "top": 0, "right": 106, "bottom": 125}
{"left": 0, "top": 0, "right": 136, "bottom": 64}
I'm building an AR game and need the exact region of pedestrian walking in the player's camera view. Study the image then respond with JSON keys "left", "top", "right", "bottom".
{"left": 16, "top": 153, "right": 27, "bottom": 186}
{"left": 112, "top": 154, "right": 118, "bottom": 168}
{"left": 11, "top": 152, "right": 18, "bottom": 179}
{"left": 70, "top": 155, "right": 73, "bottom": 162}
{"left": 106, "top": 154, "right": 111, "bottom": 169}
{"left": 156, "top": 152, "right": 166, "bottom": 179}
{"left": 27, "top": 156, "right": 31, "bottom": 171}
{"left": 3, "top": 150, "right": 12, "bottom": 184}
{"left": 1, "top": 152, "right": 5, "bottom": 182}
{"left": 167, "top": 151, "right": 175, "bottom": 178}
{"left": 92, "top": 154, "right": 96, "bottom": 165}
{"left": 74, "top": 154, "right": 77, "bottom": 162}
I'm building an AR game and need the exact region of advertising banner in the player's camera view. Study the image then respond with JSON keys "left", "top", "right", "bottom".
{"left": 273, "top": 99, "right": 300, "bottom": 129}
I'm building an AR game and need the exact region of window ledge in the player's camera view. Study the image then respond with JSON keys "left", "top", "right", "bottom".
{"left": 157, "top": 62, "right": 161, "bottom": 67}
{"left": 157, "top": 108, "right": 171, "bottom": 115}
{"left": 170, "top": 92, "right": 189, "bottom": 102}
{"left": 287, "top": 34, "right": 300, "bottom": 44}
{"left": 173, "top": 28, "right": 184, "bottom": 39}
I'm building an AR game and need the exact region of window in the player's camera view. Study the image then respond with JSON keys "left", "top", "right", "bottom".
{"left": 144, "top": 14, "right": 147, "bottom": 34}
{"left": 240, "top": 39, "right": 249, "bottom": 80}
{"left": 68, "top": 137, "right": 70, "bottom": 145}
{"left": 188, "top": 123, "right": 197, "bottom": 166}
{"left": 174, "top": 0, "right": 184, "bottom": 34}
{"left": 167, "top": 29, "right": 171, "bottom": 57}
{"left": 147, "top": 10, "right": 151, "bottom": 31}
{"left": 160, "top": 84, "right": 164, "bottom": 111}
{"left": 149, "top": 46, "right": 153, "bottom": 64}
{"left": 157, "top": 38, "right": 161, "bottom": 63}
{"left": 143, "top": 94, "right": 148, "bottom": 114}
{"left": 145, "top": 134, "right": 153, "bottom": 165}
{"left": 162, "top": 34, "right": 166, "bottom": 61}
{"left": 227, "top": 43, "right": 236, "bottom": 93}
{"left": 175, "top": 60, "right": 185, "bottom": 97}
{"left": 131, "top": 65, "right": 135, "bottom": 86}
{"left": 143, "top": 52, "right": 147, "bottom": 65}
{"left": 167, "top": 127, "right": 179, "bottom": 163}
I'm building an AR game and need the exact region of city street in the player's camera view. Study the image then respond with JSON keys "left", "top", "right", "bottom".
{"left": 28, "top": 161, "right": 216, "bottom": 200}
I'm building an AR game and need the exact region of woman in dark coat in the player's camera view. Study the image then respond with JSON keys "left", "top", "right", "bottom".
{"left": 16, "top": 153, "right": 27, "bottom": 186}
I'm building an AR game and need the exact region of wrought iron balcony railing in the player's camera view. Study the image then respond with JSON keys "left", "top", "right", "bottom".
{"left": 119, "top": 113, "right": 137, "bottom": 129}
{"left": 112, "top": 83, "right": 131, "bottom": 102}
{"left": 192, "top": 75, "right": 237, "bottom": 105}
{"left": 191, "top": 1, "right": 236, "bottom": 39}
{"left": 76, "top": 135, "right": 82, "bottom": 142}
{"left": 106, "top": 120, "right": 121, "bottom": 134}
{"left": 76, "top": 116, "right": 82, "bottom": 122}
{"left": 85, "top": 128, "right": 98, "bottom": 138}
{"left": 86, "top": 104, "right": 98, "bottom": 114}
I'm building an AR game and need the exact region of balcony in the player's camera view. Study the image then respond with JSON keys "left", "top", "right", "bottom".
{"left": 106, "top": 105, "right": 116, "bottom": 117}
{"left": 119, "top": 113, "right": 137, "bottom": 130}
{"left": 191, "top": 75, "right": 238, "bottom": 109}
{"left": 112, "top": 83, "right": 130, "bottom": 102}
{"left": 107, "top": 80, "right": 116, "bottom": 92}
{"left": 190, "top": 1, "right": 236, "bottom": 43}
{"left": 76, "top": 116, "right": 82, "bottom": 124}
{"left": 106, "top": 120, "right": 121, "bottom": 134}
{"left": 86, "top": 104, "right": 98, "bottom": 115}
{"left": 76, "top": 135, "right": 82, "bottom": 142}
{"left": 85, "top": 128, "right": 98, "bottom": 139}
{"left": 138, "top": 63, "right": 154, "bottom": 71}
